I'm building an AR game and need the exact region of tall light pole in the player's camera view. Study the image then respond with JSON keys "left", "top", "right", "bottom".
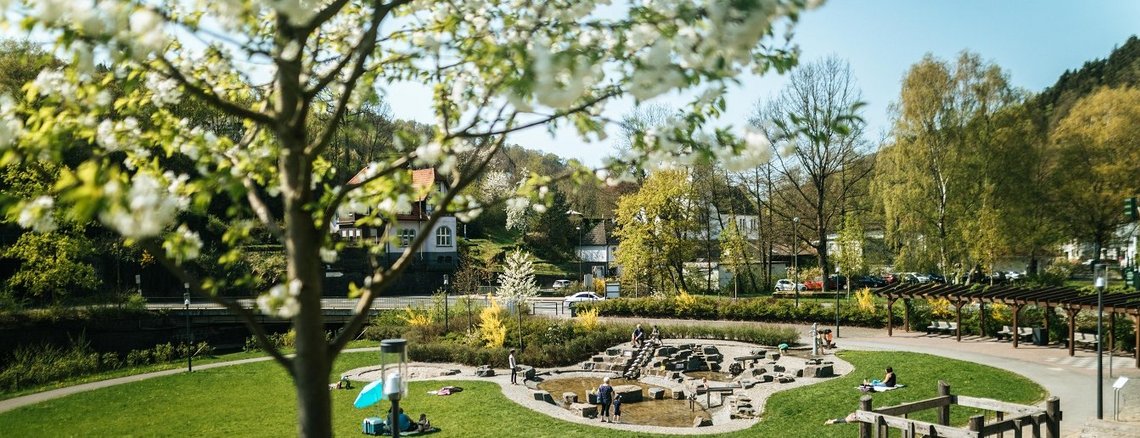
{"left": 793, "top": 216, "right": 799, "bottom": 308}
{"left": 183, "top": 282, "right": 192, "bottom": 373}
{"left": 576, "top": 225, "right": 582, "bottom": 285}
{"left": 835, "top": 265, "right": 841, "bottom": 339}
{"left": 1095, "top": 264, "right": 1107, "bottom": 419}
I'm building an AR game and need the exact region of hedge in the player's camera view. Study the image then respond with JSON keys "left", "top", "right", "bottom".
{"left": 575, "top": 295, "right": 899, "bottom": 328}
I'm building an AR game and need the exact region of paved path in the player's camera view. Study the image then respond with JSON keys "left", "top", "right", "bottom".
{"left": 5, "top": 319, "right": 1140, "bottom": 437}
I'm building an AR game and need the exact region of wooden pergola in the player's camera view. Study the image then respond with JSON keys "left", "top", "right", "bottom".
{"left": 875, "top": 283, "right": 1140, "bottom": 368}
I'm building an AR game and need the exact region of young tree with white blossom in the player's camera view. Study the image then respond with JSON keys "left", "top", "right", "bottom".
{"left": 0, "top": 0, "right": 823, "bottom": 435}
{"left": 497, "top": 249, "right": 539, "bottom": 309}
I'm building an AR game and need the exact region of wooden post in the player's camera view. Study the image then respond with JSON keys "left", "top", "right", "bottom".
{"left": 1109, "top": 313, "right": 1116, "bottom": 354}
{"left": 968, "top": 414, "right": 985, "bottom": 432}
{"left": 860, "top": 395, "right": 873, "bottom": 438}
{"left": 1012, "top": 304, "right": 1022, "bottom": 349}
{"left": 997, "top": 411, "right": 1004, "bottom": 438}
{"left": 938, "top": 380, "right": 951, "bottom": 426}
{"left": 980, "top": 302, "right": 987, "bottom": 337}
{"left": 955, "top": 299, "right": 964, "bottom": 342}
{"left": 887, "top": 298, "right": 896, "bottom": 337}
{"left": 904, "top": 299, "right": 911, "bottom": 332}
{"left": 1134, "top": 314, "right": 1139, "bottom": 369}
{"left": 1045, "top": 396, "right": 1061, "bottom": 438}
{"left": 1067, "top": 308, "right": 1078, "bottom": 357}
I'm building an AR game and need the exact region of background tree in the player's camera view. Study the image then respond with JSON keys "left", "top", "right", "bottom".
{"left": 752, "top": 56, "right": 869, "bottom": 282}
{"left": 614, "top": 169, "right": 700, "bottom": 294}
{"left": 497, "top": 249, "right": 539, "bottom": 309}
{"left": 1051, "top": 86, "right": 1140, "bottom": 259}
{"left": 0, "top": 1, "right": 817, "bottom": 436}
{"left": 875, "top": 52, "right": 1016, "bottom": 276}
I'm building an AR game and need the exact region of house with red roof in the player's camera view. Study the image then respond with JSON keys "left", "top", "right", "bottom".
{"left": 331, "top": 167, "right": 458, "bottom": 270}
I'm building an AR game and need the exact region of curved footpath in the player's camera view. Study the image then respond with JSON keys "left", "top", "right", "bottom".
{"left": 3, "top": 322, "right": 1140, "bottom": 437}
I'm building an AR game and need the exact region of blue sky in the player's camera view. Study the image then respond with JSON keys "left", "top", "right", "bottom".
{"left": 385, "top": 0, "right": 1140, "bottom": 167}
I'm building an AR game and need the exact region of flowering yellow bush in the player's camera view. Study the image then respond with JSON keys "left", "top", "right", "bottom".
{"left": 399, "top": 306, "right": 432, "bottom": 328}
{"left": 989, "top": 302, "right": 1009, "bottom": 324}
{"left": 929, "top": 297, "right": 952, "bottom": 318}
{"left": 855, "top": 288, "right": 876, "bottom": 313}
{"left": 576, "top": 307, "right": 600, "bottom": 331}
{"left": 675, "top": 290, "right": 697, "bottom": 312}
{"left": 479, "top": 296, "right": 507, "bottom": 348}
{"left": 594, "top": 278, "right": 606, "bottom": 294}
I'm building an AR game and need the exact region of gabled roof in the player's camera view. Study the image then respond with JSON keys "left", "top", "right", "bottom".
{"left": 346, "top": 167, "right": 441, "bottom": 202}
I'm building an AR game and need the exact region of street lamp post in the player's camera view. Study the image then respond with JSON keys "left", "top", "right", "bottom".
{"left": 380, "top": 339, "right": 408, "bottom": 438}
{"left": 793, "top": 217, "right": 799, "bottom": 308}
{"left": 576, "top": 225, "right": 582, "bottom": 286}
{"left": 1095, "top": 265, "right": 1108, "bottom": 419}
{"left": 183, "top": 283, "right": 192, "bottom": 373}
{"left": 835, "top": 266, "right": 841, "bottom": 339}
{"left": 442, "top": 274, "right": 449, "bottom": 334}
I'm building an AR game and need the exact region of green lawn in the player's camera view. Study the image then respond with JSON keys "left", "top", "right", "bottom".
{"left": 0, "top": 350, "right": 1045, "bottom": 437}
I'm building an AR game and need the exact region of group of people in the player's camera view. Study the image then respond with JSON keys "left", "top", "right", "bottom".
{"left": 595, "top": 377, "right": 623, "bottom": 423}
{"left": 382, "top": 408, "right": 432, "bottom": 434}
{"left": 631, "top": 324, "right": 661, "bottom": 348}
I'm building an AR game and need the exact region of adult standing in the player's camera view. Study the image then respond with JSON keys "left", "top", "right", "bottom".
{"left": 597, "top": 377, "right": 614, "bottom": 422}
{"left": 509, "top": 349, "right": 518, "bottom": 385}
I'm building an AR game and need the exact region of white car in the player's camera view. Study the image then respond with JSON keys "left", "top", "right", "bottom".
{"left": 552, "top": 279, "right": 571, "bottom": 290}
{"left": 563, "top": 291, "right": 603, "bottom": 306}
{"left": 775, "top": 279, "right": 805, "bottom": 292}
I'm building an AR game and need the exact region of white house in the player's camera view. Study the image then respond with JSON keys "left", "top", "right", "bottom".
{"left": 333, "top": 168, "right": 458, "bottom": 269}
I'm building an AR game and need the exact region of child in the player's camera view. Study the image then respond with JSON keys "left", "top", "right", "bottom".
{"left": 417, "top": 414, "right": 431, "bottom": 431}
{"left": 612, "top": 394, "right": 623, "bottom": 424}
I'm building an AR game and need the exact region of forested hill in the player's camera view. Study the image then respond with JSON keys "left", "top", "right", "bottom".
{"left": 1035, "top": 35, "right": 1140, "bottom": 123}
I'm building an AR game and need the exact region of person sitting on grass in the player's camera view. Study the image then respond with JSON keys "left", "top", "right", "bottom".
{"left": 417, "top": 414, "right": 431, "bottom": 432}
{"left": 863, "top": 367, "right": 897, "bottom": 388}
{"left": 824, "top": 412, "right": 858, "bottom": 425}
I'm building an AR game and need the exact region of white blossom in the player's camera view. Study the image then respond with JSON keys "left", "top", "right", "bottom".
{"left": 99, "top": 172, "right": 187, "bottom": 239}
{"left": 146, "top": 73, "right": 182, "bottom": 107}
{"left": 163, "top": 225, "right": 202, "bottom": 263}
{"left": 0, "top": 95, "right": 23, "bottom": 148}
{"left": 17, "top": 196, "right": 57, "bottom": 233}
{"left": 257, "top": 279, "right": 303, "bottom": 319}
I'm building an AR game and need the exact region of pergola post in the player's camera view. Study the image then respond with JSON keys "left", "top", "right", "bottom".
{"left": 1043, "top": 306, "right": 1051, "bottom": 345}
{"left": 955, "top": 299, "right": 964, "bottom": 342}
{"left": 979, "top": 302, "right": 987, "bottom": 337}
{"left": 1134, "top": 314, "right": 1139, "bottom": 369}
{"left": 1067, "top": 307, "right": 1078, "bottom": 357}
{"left": 859, "top": 396, "right": 873, "bottom": 438}
{"left": 887, "top": 298, "right": 896, "bottom": 337}
{"left": 1012, "top": 303, "right": 1022, "bottom": 348}
{"left": 1109, "top": 313, "right": 1116, "bottom": 354}
{"left": 903, "top": 299, "right": 911, "bottom": 332}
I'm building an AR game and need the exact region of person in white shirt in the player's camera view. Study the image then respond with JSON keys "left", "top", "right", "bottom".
{"left": 509, "top": 349, "right": 518, "bottom": 385}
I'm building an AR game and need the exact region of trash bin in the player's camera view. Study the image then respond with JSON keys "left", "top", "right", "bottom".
{"left": 1032, "top": 327, "right": 1048, "bottom": 346}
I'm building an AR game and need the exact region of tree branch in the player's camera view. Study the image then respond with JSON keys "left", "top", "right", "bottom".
{"left": 155, "top": 56, "right": 276, "bottom": 126}
{"left": 141, "top": 241, "right": 294, "bottom": 373}
{"left": 318, "top": 155, "right": 410, "bottom": 235}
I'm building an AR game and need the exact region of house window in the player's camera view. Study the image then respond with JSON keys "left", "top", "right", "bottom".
{"left": 436, "top": 226, "right": 452, "bottom": 247}
{"left": 399, "top": 228, "right": 416, "bottom": 247}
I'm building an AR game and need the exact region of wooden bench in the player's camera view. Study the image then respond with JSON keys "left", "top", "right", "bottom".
{"left": 925, "top": 321, "right": 958, "bottom": 335}
{"left": 1074, "top": 332, "right": 1099, "bottom": 349}
{"left": 996, "top": 325, "right": 1014, "bottom": 340}
{"left": 1016, "top": 327, "right": 1034, "bottom": 342}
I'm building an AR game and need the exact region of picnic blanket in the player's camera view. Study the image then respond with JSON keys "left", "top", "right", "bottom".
{"left": 427, "top": 386, "right": 464, "bottom": 396}
{"left": 857, "top": 384, "right": 906, "bottom": 393}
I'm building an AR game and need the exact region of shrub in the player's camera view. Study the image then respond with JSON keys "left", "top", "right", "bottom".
{"left": 479, "top": 299, "right": 507, "bottom": 348}
{"left": 576, "top": 307, "right": 600, "bottom": 331}
{"left": 578, "top": 294, "right": 893, "bottom": 328}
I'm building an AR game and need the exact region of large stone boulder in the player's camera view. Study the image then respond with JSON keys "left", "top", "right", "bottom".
{"left": 532, "top": 391, "right": 555, "bottom": 404}
{"left": 673, "top": 390, "right": 686, "bottom": 400}
{"left": 517, "top": 365, "right": 536, "bottom": 381}
{"left": 612, "top": 384, "right": 644, "bottom": 403}
{"left": 804, "top": 364, "right": 835, "bottom": 378}
{"left": 475, "top": 365, "right": 495, "bottom": 377}
{"left": 693, "top": 417, "right": 712, "bottom": 427}
{"left": 563, "top": 392, "right": 579, "bottom": 404}
{"left": 648, "top": 387, "right": 666, "bottom": 400}
{"left": 570, "top": 403, "right": 598, "bottom": 418}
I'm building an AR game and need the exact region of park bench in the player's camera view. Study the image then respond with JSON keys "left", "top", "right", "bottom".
{"left": 925, "top": 321, "right": 958, "bottom": 335}
{"left": 1016, "top": 327, "right": 1034, "bottom": 342}
{"left": 996, "top": 325, "right": 1014, "bottom": 340}
{"left": 1074, "top": 332, "right": 1099, "bottom": 349}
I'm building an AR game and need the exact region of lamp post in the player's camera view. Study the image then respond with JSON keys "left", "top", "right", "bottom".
{"left": 576, "top": 225, "right": 582, "bottom": 285}
{"left": 1095, "top": 265, "right": 1107, "bottom": 419}
{"left": 380, "top": 339, "right": 408, "bottom": 438}
{"left": 183, "top": 283, "right": 192, "bottom": 373}
{"left": 442, "top": 274, "right": 449, "bottom": 334}
{"left": 835, "top": 266, "right": 841, "bottom": 339}
{"left": 792, "top": 217, "right": 799, "bottom": 308}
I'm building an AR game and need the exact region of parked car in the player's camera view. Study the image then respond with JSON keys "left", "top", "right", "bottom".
{"left": 1006, "top": 271, "right": 1025, "bottom": 281}
{"left": 926, "top": 273, "right": 946, "bottom": 284}
{"left": 828, "top": 275, "right": 848, "bottom": 290}
{"left": 853, "top": 275, "right": 888, "bottom": 288}
{"left": 804, "top": 278, "right": 824, "bottom": 290}
{"left": 552, "top": 279, "right": 571, "bottom": 290}
{"left": 903, "top": 272, "right": 930, "bottom": 284}
{"left": 563, "top": 291, "right": 603, "bottom": 306}
{"left": 775, "top": 279, "right": 806, "bottom": 292}
{"left": 883, "top": 273, "right": 900, "bottom": 285}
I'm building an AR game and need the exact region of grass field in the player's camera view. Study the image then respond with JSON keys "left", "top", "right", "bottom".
{"left": 0, "top": 349, "right": 1045, "bottom": 437}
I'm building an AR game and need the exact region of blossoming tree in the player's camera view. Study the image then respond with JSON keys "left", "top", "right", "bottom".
{"left": 0, "top": 0, "right": 818, "bottom": 435}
